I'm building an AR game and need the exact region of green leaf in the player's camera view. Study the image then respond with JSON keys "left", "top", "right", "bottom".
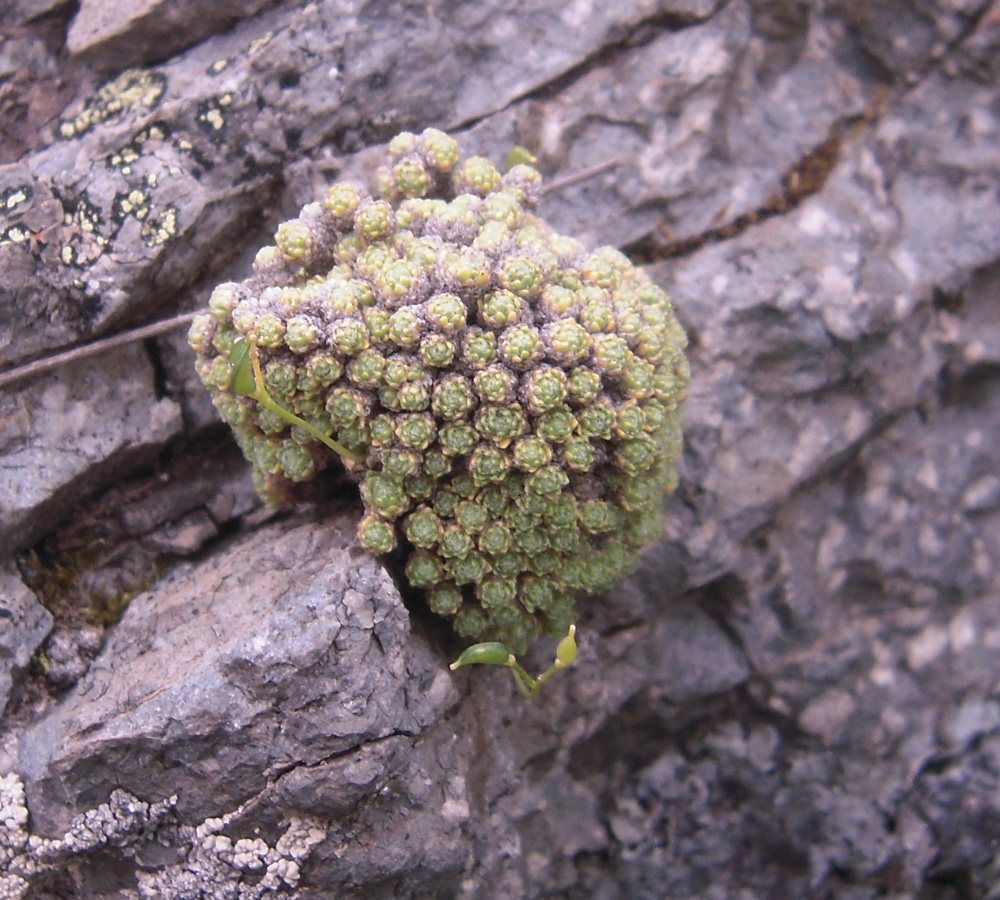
{"left": 449, "top": 642, "right": 512, "bottom": 670}
{"left": 229, "top": 339, "right": 257, "bottom": 396}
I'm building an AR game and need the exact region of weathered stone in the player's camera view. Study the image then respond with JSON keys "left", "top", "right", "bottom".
{"left": 18, "top": 511, "right": 457, "bottom": 833}
{"left": 0, "top": 563, "right": 51, "bottom": 717}
{"left": 67, "top": 0, "right": 279, "bottom": 70}
{"left": 2, "top": 0, "right": 1000, "bottom": 897}
{"left": 0, "top": 343, "right": 182, "bottom": 551}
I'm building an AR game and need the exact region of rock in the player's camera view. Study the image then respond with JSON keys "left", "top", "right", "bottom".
{"left": 0, "top": 563, "right": 51, "bottom": 717}
{"left": 67, "top": 0, "right": 278, "bottom": 70}
{"left": 2, "top": 0, "right": 1000, "bottom": 897}
{"left": 17, "top": 511, "right": 458, "bottom": 833}
{"left": 0, "top": 343, "right": 182, "bottom": 552}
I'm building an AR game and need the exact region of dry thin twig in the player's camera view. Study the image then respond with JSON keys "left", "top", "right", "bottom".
{"left": 0, "top": 312, "right": 199, "bottom": 390}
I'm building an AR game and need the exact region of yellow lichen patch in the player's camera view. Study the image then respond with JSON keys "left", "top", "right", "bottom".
{"left": 247, "top": 31, "right": 274, "bottom": 55}
{"left": 141, "top": 204, "right": 178, "bottom": 245}
{"left": 3, "top": 186, "right": 31, "bottom": 210}
{"left": 208, "top": 58, "right": 230, "bottom": 75}
{"left": 59, "top": 69, "right": 167, "bottom": 139}
{"left": 107, "top": 124, "right": 171, "bottom": 175}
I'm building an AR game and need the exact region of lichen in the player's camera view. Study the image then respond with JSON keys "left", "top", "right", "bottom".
{"left": 189, "top": 128, "right": 689, "bottom": 655}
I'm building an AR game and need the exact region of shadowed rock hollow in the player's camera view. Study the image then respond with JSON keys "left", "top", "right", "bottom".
{"left": 2, "top": 1, "right": 1000, "bottom": 898}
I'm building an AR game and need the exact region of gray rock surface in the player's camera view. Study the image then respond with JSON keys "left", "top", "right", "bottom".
{"left": 2, "top": 1, "right": 1000, "bottom": 898}
{"left": 67, "top": 0, "right": 280, "bottom": 71}
{"left": 0, "top": 564, "right": 52, "bottom": 718}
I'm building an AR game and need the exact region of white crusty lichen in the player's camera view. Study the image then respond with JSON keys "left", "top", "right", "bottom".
{"left": 0, "top": 772, "right": 326, "bottom": 898}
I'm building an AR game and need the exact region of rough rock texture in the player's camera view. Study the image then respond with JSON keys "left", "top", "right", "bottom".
{"left": 0, "top": 564, "right": 52, "bottom": 718}
{"left": 2, "top": 1, "right": 1000, "bottom": 898}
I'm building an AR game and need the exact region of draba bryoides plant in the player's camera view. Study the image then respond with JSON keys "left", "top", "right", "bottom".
{"left": 189, "top": 128, "right": 689, "bottom": 695}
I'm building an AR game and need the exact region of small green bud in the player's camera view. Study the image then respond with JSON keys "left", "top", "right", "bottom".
{"left": 482, "top": 190, "right": 523, "bottom": 227}
{"left": 474, "top": 404, "right": 526, "bottom": 446}
{"left": 369, "top": 414, "right": 396, "bottom": 447}
{"left": 405, "top": 471, "right": 436, "bottom": 501}
{"left": 615, "top": 438, "right": 658, "bottom": 475}
{"left": 555, "top": 624, "right": 578, "bottom": 667}
{"left": 544, "top": 319, "right": 592, "bottom": 365}
{"left": 422, "top": 128, "right": 461, "bottom": 172}
{"left": 425, "top": 293, "right": 467, "bottom": 333}
{"left": 275, "top": 220, "right": 311, "bottom": 261}
{"left": 473, "top": 365, "right": 516, "bottom": 405}
{"left": 405, "top": 508, "right": 443, "bottom": 548}
{"left": 562, "top": 436, "right": 596, "bottom": 472}
{"left": 498, "top": 255, "right": 544, "bottom": 298}
{"left": 388, "top": 131, "right": 419, "bottom": 158}
{"left": 358, "top": 515, "right": 396, "bottom": 553}
{"left": 396, "top": 413, "right": 436, "bottom": 450}
{"left": 521, "top": 366, "right": 568, "bottom": 415}
{"left": 514, "top": 528, "right": 547, "bottom": 556}
{"left": 420, "top": 333, "right": 456, "bottom": 368}
{"left": 478, "top": 289, "right": 523, "bottom": 330}
{"left": 397, "top": 381, "right": 431, "bottom": 412}
{"left": 498, "top": 324, "right": 543, "bottom": 370}
{"left": 376, "top": 258, "right": 424, "bottom": 304}
{"left": 512, "top": 436, "right": 552, "bottom": 473}
{"left": 207, "top": 283, "right": 239, "bottom": 322}
{"left": 439, "top": 423, "right": 478, "bottom": 456}
{"left": 363, "top": 307, "right": 391, "bottom": 343}
{"left": 454, "top": 156, "right": 502, "bottom": 196}
{"left": 580, "top": 499, "right": 619, "bottom": 534}
{"left": 447, "top": 551, "right": 490, "bottom": 586}
{"left": 478, "top": 522, "right": 512, "bottom": 555}
{"left": 592, "top": 333, "right": 630, "bottom": 374}
{"left": 388, "top": 307, "right": 423, "bottom": 348}
{"left": 461, "top": 329, "right": 498, "bottom": 369}
{"left": 473, "top": 219, "right": 512, "bottom": 255}
{"left": 455, "top": 606, "right": 489, "bottom": 639}
{"left": 455, "top": 500, "right": 489, "bottom": 533}
{"left": 424, "top": 450, "right": 451, "bottom": 478}
{"left": 468, "top": 445, "right": 510, "bottom": 486}
{"left": 536, "top": 406, "right": 576, "bottom": 443}
{"left": 579, "top": 288, "right": 616, "bottom": 332}
{"left": 355, "top": 199, "right": 396, "bottom": 241}
{"left": 436, "top": 247, "right": 490, "bottom": 294}
{"left": 362, "top": 473, "right": 409, "bottom": 519}
{"left": 477, "top": 577, "right": 517, "bottom": 609}
{"left": 324, "top": 182, "right": 364, "bottom": 219}
{"left": 346, "top": 348, "right": 386, "bottom": 387}
{"left": 440, "top": 526, "right": 475, "bottom": 559}
{"left": 526, "top": 465, "right": 569, "bottom": 495}
{"left": 262, "top": 361, "right": 297, "bottom": 398}
{"left": 492, "top": 551, "right": 526, "bottom": 580}
{"left": 284, "top": 316, "right": 318, "bottom": 354}
{"left": 187, "top": 316, "right": 215, "bottom": 356}
{"left": 615, "top": 402, "right": 646, "bottom": 439}
{"left": 520, "top": 575, "right": 552, "bottom": 613}
{"left": 326, "top": 387, "right": 366, "bottom": 425}
{"left": 255, "top": 314, "right": 285, "bottom": 348}
{"left": 566, "top": 367, "right": 601, "bottom": 405}
{"left": 406, "top": 550, "right": 444, "bottom": 587}
{"left": 278, "top": 443, "right": 315, "bottom": 481}
{"left": 304, "top": 353, "right": 343, "bottom": 387}
{"left": 430, "top": 584, "right": 463, "bottom": 616}
{"left": 394, "top": 159, "right": 431, "bottom": 197}
{"left": 432, "top": 375, "right": 476, "bottom": 420}
{"left": 577, "top": 399, "right": 616, "bottom": 440}
{"left": 381, "top": 448, "right": 422, "bottom": 479}
{"left": 332, "top": 318, "right": 370, "bottom": 355}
